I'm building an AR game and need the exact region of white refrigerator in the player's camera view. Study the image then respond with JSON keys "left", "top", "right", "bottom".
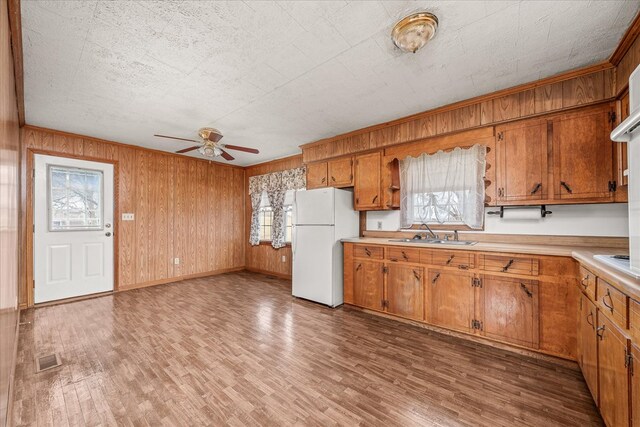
{"left": 292, "top": 187, "right": 359, "bottom": 307}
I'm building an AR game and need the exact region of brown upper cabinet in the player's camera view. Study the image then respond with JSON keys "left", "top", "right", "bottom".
{"left": 306, "top": 162, "right": 327, "bottom": 189}
{"left": 354, "top": 152, "right": 383, "bottom": 210}
{"left": 327, "top": 157, "right": 354, "bottom": 187}
{"left": 307, "top": 157, "right": 354, "bottom": 189}
{"left": 552, "top": 104, "right": 616, "bottom": 202}
{"left": 618, "top": 92, "right": 630, "bottom": 187}
{"left": 495, "top": 119, "right": 548, "bottom": 203}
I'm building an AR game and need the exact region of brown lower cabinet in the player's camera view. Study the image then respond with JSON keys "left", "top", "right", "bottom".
{"left": 344, "top": 243, "right": 578, "bottom": 360}
{"left": 632, "top": 343, "right": 640, "bottom": 427}
{"left": 352, "top": 260, "right": 384, "bottom": 310}
{"left": 386, "top": 264, "right": 424, "bottom": 321}
{"left": 578, "top": 293, "right": 599, "bottom": 404}
{"left": 598, "top": 314, "right": 630, "bottom": 427}
{"left": 575, "top": 262, "right": 640, "bottom": 427}
{"left": 425, "top": 269, "right": 474, "bottom": 333}
{"left": 479, "top": 275, "right": 539, "bottom": 348}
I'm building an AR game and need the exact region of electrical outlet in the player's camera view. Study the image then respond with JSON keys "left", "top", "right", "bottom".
{"left": 281, "top": 255, "right": 286, "bottom": 263}
{"left": 174, "top": 258, "right": 180, "bottom": 265}
{"left": 122, "top": 213, "right": 135, "bottom": 221}
{"left": 377, "top": 221, "right": 383, "bottom": 230}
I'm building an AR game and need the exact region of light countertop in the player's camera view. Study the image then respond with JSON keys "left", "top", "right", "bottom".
{"left": 342, "top": 237, "right": 640, "bottom": 299}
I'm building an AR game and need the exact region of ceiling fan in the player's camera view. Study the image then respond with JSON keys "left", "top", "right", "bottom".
{"left": 154, "top": 127, "right": 259, "bottom": 161}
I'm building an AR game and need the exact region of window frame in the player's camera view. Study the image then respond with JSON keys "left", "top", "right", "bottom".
{"left": 257, "top": 202, "right": 293, "bottom": 245}
{"left": 47, "top": 164, "right": 105, "bottom": 232}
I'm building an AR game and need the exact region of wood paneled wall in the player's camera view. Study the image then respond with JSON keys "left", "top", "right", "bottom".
{"left": 301, "top": 65, "right": 616, "bottom": 163}
{"left": 20, "top": 126, "right": 245, "bottom": 307}
{"left": 244, "top": 155, "right": 303, "bottom": 279}
{"left": 0, "top": 0, "right": 21, "bottom": 424}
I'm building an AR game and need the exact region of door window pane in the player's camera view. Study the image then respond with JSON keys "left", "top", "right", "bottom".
{"left": 49, "top": 165, "right": 103, "bottom": 231}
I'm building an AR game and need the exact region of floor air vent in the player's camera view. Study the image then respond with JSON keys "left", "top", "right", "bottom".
{"left": 36, "top": 354, "right": 62, "bottom": 373}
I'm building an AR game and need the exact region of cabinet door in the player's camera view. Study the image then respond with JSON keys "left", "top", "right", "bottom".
{"left": 577, "top": 294, "right": 599, "bottom": 405}
{"left": 619, "top": 93, "right": 629, "bottom": 187}
{"left": 328, "top": 157, "right": 353, "bottom": 187}
{"left": 552, "top": 106, "right": 614, "bottom": 201}
{"left": 598, "top": 313, "right": 630, "bottom": 427}
{"left": 632, "top": 343, "right": 640, "bottom": 427}
{"left": 426, "top": 269, "right": 474, "bottom": 333}
{"left": 352, "top": 260, "right": 384, "bottom": 311}
{"left": 385, "top": 264, "right": 424, "bottom": 321}
{"left": 496, "top": 119, "right": 548, "bottom": 202}
{"left": 306, "top": 162, "right": 328, "bottom": 189}
{"left": 354, "top": 152, "right": 382, "bottom": 210}
{"left": 479, "top": 275, "right": 539, "bottom": 348}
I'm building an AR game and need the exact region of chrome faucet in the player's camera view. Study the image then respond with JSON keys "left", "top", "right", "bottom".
{"left": 419, "top": 223, "right": 438, "bottom": 239}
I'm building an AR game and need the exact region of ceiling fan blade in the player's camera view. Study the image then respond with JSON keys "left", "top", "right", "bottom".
{"left": 220, "top": 150, "right": 235, "bottom": 161}
{"left": 208, "top": 132, "right": 223, "bottom": 143}
{"left": 176, "top": 146, "right": 200, "bottom": 154}
{"left": 154, "top": 134, "right": 199, "bottom": 143}
{"left": 223, "top": 144, "right": 259, "bottom": 154}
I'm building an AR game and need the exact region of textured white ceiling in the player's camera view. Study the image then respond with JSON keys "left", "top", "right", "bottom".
{"left": 21, "top": 1, "right": 639, "bottom": 166}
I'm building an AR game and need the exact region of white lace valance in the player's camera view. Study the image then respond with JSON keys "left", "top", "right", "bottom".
{"left": 248, "top": 166, "right": 306, "bottom": 195}
{"left": 400, "top": 144, "right": 486, "bottom": 229}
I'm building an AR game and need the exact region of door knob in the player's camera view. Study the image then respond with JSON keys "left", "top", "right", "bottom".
{"left": 105, "top": 232, "right": 112, "bottom": 237}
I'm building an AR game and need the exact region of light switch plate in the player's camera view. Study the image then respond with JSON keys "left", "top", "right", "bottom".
{"left": 174, "top": 258, "right": 180, "bottom": 265}
{"left": 122, "top": 213, "right": 135, "bottom": 221}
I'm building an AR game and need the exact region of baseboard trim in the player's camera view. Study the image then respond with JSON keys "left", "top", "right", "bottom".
{"left": 117, "top": 267, "right": 245, "bottom": 292}
{"left": 30, "top": 267, "right": 247, "bottom": 308}
{"left": 244, "top": 267, "right": 291, "bottom": 280}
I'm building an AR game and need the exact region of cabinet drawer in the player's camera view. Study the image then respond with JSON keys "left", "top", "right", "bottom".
{"left": 578, "top": 265, "right": 597, "bottom": 301}
{"left": 431, "top": 251, "right": 474, "bottom": 270}
{"left": 629, "top": 299, "right": 640, "bottom": 344}
{"left": 596, "top": 278, "right": 628, "bottom": 330}
{"left": 354, "top": 245, "right": 383, "bottom": 260}
{"left": 386, "top": 247, "right": 420, "bottom": 263}
{"left": 479, "top": 254, "right": 539, "bottom": 276}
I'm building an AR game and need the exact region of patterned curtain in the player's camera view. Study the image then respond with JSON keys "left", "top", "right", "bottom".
{"left": 248, "top": 166, "right": 306, "bottom": 248}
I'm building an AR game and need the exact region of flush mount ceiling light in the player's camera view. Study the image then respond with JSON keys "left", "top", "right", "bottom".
{"left": 391, "top": 12, "right": 438, "bottom": 53}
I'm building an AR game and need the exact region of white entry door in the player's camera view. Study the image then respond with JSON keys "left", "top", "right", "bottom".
{"left": 34, "top": 155, "right": 114, "bottom": 303}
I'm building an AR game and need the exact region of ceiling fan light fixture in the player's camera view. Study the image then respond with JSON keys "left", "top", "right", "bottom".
{"left": 199, "top": 144, "right": 217, "bottom": 158}
{"left": 391, "top": 12, "right": 438, "bottom": 53}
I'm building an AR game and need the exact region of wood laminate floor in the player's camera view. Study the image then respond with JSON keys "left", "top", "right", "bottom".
{"left": 12, "top": 271, "right": 602, "bottom": 426}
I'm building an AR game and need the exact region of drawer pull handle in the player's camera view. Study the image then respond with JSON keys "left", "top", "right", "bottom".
{"left": 520, "top": 283, "right": 533, "bottom": 298}
{"left": 502, "top": 259, "right": 514, "bottom": 272}
{"left": 560, "top": 181, "right": 573, "bottom": 194}
{"left": 364, "top": 248, "right": 371, "bottom": 256}
{"left": 586, "top": 311, "right": 595, "bottom": 329}
{"left": 446, "top": 255, "right": 455, "bottom": 265}
{"left": 432, "top": 273, "right": 441, "bottom": 284}
{"left": 401, "top": 251, "right": 409, "bottom": 261}
{"left": 603, "top": 289, "right": 614, "bottom": 313}
{"left": 331, "top": 176, "right": 336, "bottom": 182}
{"left": 321, "top": 177, "right": 326, "bottom": 183}
{"left": 580, "top": 275, "right": 590, "bottom": 288}
{"left": 355, "top": 263, "right": 362, "bottom": 271}
{"left": 596, "top": 325, "right": 605, "bottom": 340}
{"left": 530, "top": 183, "right": 542, "bottom": 195}
{"left": 458, "top": 265, "right": 469, "bottom": 270}
{"left": 413, "top": 270, "right": 421, "bottom": 281}
{"left": 372, "top": 195, "right": 378, "bottom": 204}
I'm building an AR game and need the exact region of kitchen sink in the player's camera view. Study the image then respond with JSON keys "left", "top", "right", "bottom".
{"left": 387, "top": 238, "right": 477, "bottom": 246}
